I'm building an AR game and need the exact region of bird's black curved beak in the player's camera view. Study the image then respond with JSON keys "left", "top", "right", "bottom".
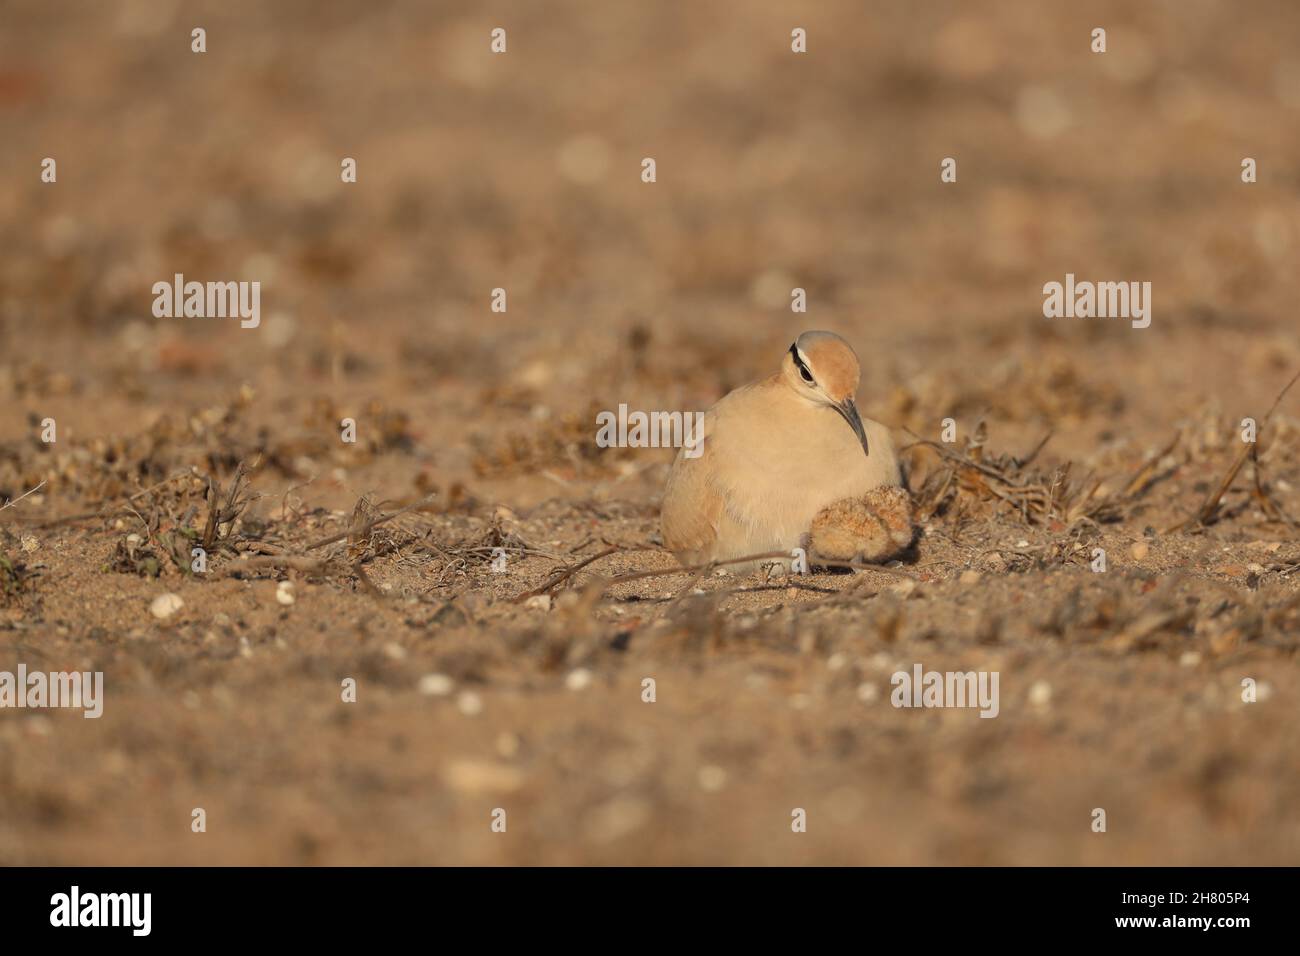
{"left": 836, "top": 398, "right": 870, "bottom": 456}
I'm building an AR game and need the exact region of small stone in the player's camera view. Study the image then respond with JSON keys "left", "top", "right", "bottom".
{"left": 1131, "top": 541, "right": 1149, "bottom": 561}
{"left": 275, "top": 580, "right": 296, "bottom": 606}
{"left": 565, "top": 668, "right": 593, "bottom": 691}
{"left": 418, "top": 673, "right": 455, "bottom": 697}
{"left": 959, "top": 569, "right": 981, "bottom": 585}
{"left": 382, "top": 642, "right": 406, "bottom": 661}
{"left": 457, "top": 690, "right": 483, "bottom": 716}
{"left": 1028, "top": 680, "right": 1052, "bottom": 707}
{"left": 857, "top": 682, "right": 879, "bottom": 703}
{"left": 150, "top": 593, "right": 184, "bottom": 620}
{"left": 697, "top": 765, "right": 727, "bottom": 792}
{"left": 1179, "top": 651, "right": 1201, "bottom": 667}
{"left": 445, "top": 759, "right": 525, "bottom": 794}
{"left": 525, "top": 594, "right": 552, "bottom": 612}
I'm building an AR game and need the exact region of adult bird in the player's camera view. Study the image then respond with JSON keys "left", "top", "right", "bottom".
{"left": 661, "top": 330, "right": 914, "bottom": 569}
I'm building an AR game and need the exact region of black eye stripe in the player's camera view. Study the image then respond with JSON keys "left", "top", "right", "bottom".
{"left": 789, "top": 343, "right": 815, "bottom": 383}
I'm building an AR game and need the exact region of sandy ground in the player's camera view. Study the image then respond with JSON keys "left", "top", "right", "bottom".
{"left": 1, "top": 0, "right": 1299, "bottom": 865}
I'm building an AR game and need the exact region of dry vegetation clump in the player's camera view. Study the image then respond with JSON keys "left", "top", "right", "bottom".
{"left": 469, "top": 399, "right": 637, "bottom": 479}
{"left": 885, "top": 354, "right": 1126, "bottom": 432}
{"left": 0, "top": 379, "right": 419, "bottom": 508}
{"left": 0, "top": 543, "right": 36, "bottom": 607}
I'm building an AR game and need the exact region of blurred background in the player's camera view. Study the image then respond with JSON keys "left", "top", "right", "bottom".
{"left": 3, "top": 0, "right": 1298, "bottom": 486}
{"left": 1, "top": 0, "right": 1298, "bottom": 865}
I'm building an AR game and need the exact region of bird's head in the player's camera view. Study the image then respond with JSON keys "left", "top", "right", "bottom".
{"left": 780, "top": 330, "right": 869, "bottom": 456}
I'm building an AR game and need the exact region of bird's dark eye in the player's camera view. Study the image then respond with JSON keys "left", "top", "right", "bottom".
{"left": 789, "top": 343, "right": 815, "bottom": 385}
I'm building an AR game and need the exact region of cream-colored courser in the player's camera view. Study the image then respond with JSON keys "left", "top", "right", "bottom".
{"left": 661, "top": 330, "right": 914, "bottom": 568}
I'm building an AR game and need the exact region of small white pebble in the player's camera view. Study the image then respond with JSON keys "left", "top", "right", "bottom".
{"left": 150, "top": 593, "right": 184, "bottom": 620}
{"left": 1028, "top": 680, "right": 1052, "bottom": 707}
{"left": 275, "top": 580, "right": 295, "bottom": 606}
{"left": 457, "top": 690, "right": 483, "bottom": 716}
{"left": 857, "top": 682, "right": 879, "bottom": 703}
{"left": 565, "top": 668, "right": 593, "bottom": 691}
{"left": 827, "top": 652, "right": 847, "bottom": 671}
{"left": 1179, "top": 651, "right": 1201, "bottom": 668}
{"left": 382, "top": 642, "right": 406, "bottom": 661}
{"left": 418, "top": 673, "right": 455, "bottom": 697}
{"left": 697, "top": 765, "right": 727, "bottom": 792}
